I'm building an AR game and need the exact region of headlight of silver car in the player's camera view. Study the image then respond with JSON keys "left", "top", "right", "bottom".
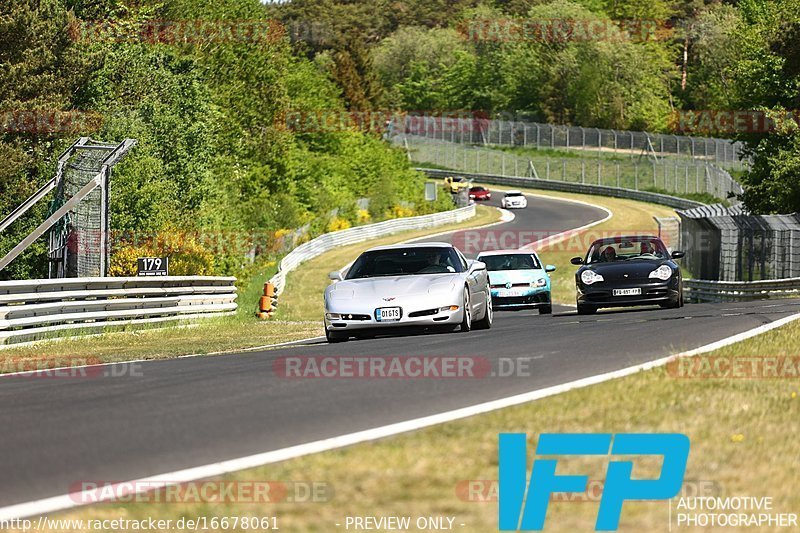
{"left": 581, "top": 270, "right": 604, "bottom": 285}
{"left": 530, "top": 278, "right": 547, "bottom": 287}
{"left": 648, "top": 265, "right": 673, "bottom": 281}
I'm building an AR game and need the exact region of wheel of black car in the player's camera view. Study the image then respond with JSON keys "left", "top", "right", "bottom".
{"left": 460, "top": 287, "right": 472, "bottom": 332}
{"left": 539, "top": 305, "right": 552, "bottom": 315}
{"left": 325, "top": 328, "right": 348, "bottom": 343}
{"left": 577, "top": 304, "right": 597, "bottom": 315}
{"left": 474, "top": 290, "right": 493, "bottom": 330}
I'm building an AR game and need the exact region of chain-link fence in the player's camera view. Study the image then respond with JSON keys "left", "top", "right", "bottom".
{"left": 47, "top": 138, "right": 135, "bottom": 278}
{"left": 398, "top": 135, "right": 742, "bottom": 201}
{"left": 678, "top": 205, "right": 800, "bottom": 282}
{"left": 392, "top": 115, "right": 748, "bottom": 170}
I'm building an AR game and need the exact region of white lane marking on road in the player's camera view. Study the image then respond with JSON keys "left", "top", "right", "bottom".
{"left": 1, "top": 312, "right": 799, "bottom": 521}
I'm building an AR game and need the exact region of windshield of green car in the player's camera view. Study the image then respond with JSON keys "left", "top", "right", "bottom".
{"left": 480, "top": 254, "right": 540, "bottom": 271}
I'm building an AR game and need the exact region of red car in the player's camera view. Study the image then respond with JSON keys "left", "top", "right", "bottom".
{"left": 469, "top": 186, "right": 491, "bottom": 201}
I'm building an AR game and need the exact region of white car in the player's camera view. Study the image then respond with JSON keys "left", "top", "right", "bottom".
{"left": 501, "top": 190, "right": 528, "bottom": 209}
{"left": 323, "top": 242, "right": 492, "bottom": 342}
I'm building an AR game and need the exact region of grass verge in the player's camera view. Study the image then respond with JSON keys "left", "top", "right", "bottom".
{"left": 46, "top": 314, "right": 800, "bottom": 532}
{"left": 0, "top": 205, "right": 501, "bottom": 370}
{"left": 278, "top": 204, "right": 501, "bottom": 321}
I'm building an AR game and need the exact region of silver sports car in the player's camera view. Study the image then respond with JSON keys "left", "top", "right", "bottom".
{"left": 323, "top": 242, "right": 492, "bottom": 342}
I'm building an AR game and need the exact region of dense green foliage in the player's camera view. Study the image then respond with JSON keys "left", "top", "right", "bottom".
{"left": 275, "top": 0, "right": 800, "bottom": 213}
{"left": 0, "top": 0, "right": 451, "bottom": 279}
{"left": 2, "top": 0, "right": 800, "bottom": 282}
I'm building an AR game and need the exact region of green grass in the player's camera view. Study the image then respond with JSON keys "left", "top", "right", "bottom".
{"left": 278, "top": 205, "right": 501, "bottom": 321}
{"left": 0, "top": 206, "right": 501, "bottom": 371}
{"left": 48, "top": 313, "right": 800, "bottom": 533}
{"left": 411, "top": 142, "right": 733, "bottom": 199}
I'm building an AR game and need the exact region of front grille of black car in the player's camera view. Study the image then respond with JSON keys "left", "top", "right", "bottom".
{"left": 583, "top": 288, "right": 669, "bottom": 303}
{"left": 408, "top": 308, "right": 439, "bottom": 318}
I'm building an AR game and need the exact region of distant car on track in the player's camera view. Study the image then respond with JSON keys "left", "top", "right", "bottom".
{"left": 443, "top": 176, "right": 470, "bottom": 194}
{"left": 477, "top": 250, "right": 555, "bottom": 314}
{"left": 469, "top": 186, "right": 491, "bottom": 201}
{"left": 501, "top": 190, "right": 527, "bottom": 209}
{"left": 570, "top": 235, "right": 685, "bottom": 315}
{"left": 323, "top": 242, "right": 492, "bottom": 342}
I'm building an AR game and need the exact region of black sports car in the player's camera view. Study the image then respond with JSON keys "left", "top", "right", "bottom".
{"left": 570, "top": 235, "right": 685, "bottom": 315}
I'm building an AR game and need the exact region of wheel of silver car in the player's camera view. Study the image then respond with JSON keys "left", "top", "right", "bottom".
{"left": 474, "top": 290, "right": 492, "bottom": 329}
{"left": 460, "top": 287, "right": 472, "bottom": 332}
{"left": 325, "top": 327, "right": 348, "bottom": 343}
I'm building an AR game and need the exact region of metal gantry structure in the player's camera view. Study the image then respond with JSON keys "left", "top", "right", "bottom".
{"left": 0, "top": 137, "right": 136, "bottom": 278}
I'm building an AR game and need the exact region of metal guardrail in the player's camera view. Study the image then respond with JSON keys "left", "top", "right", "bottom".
{"left": 0, "top": 276, "right": 237, "bottom": 346}
{"left": 419, "top": 168, "right": 705, "bottom": 210}
{"left": 269, "top": 205, "right": 477, "bottom": 295}
{"left": 684, "top": 278, "right": 800, "bottom": 303}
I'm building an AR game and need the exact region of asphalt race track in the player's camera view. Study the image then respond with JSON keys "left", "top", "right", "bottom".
{"left": 1, "top": 191, "right": 798, "bottom": 512}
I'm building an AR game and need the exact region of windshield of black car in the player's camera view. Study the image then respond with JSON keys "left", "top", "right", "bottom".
{"left": 480, "top": 254, "right": 540, "bottom": 271}
{"left": 345, "top": 247, "right": 464, "bottom": 278}
{"left": 585, "top": 238, "right": 669, "bottom": 264}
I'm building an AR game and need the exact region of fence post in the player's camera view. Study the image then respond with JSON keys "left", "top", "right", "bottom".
{"left": 653, "top": 162, "right": 657, "bottom": 189}
{"left": 616, "top": 163, "right": 620, "bottom": 188}
{"left": 581, "top": 161, "right": 585, "bottom": 184}
{"left": 695, "top": 166, "right": 699, "bottom": 193}
{"left": 546, "top": 159, "right": 550, "bottom": 180}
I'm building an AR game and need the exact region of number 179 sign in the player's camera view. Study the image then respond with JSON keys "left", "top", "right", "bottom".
{"left": 137, "top": 257, "right": 169, "bottom": 276}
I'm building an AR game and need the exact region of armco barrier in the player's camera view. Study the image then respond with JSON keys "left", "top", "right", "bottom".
{"left": 684, "top": 278, "right": 800, "bottom": 303}
{"left": 419, "top": 168, "right": 705, "bottom": 210}
{"left": 0, "top": 276, "right": 237, "bottom": 346}
{"left": 269, "top": 205, "right": 477, "bottom": 295}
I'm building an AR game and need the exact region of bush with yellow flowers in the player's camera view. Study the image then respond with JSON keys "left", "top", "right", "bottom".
{"left": 109, "top": 229, "right": 216, "bottom": 276}
{"left": 356, "top": 209, "right": 371, "bottom": 224}
{"left": 326, "top": 216, "right": 352, "bottom": 232}
{"left": 389, "top": 204, "right": 416, "bottom": 219}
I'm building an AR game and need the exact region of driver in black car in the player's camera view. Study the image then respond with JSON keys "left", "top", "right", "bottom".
{"left": 640, "top": 241, "right": 655, "bottom": 255}
{"left": 602, "top": 246, "right": 617, "bottom": 262}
